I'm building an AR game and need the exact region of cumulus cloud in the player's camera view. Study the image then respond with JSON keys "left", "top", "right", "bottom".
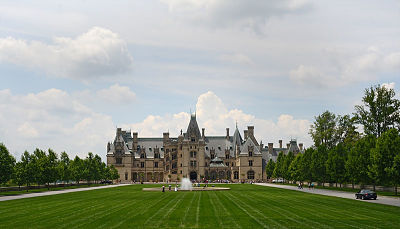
{"left": 125, "top": 91, "right": 312, "bottom": 146}
{"left": 382, "top": 82, "right": 395, "bottom": 90}
{"left": 161, "top": 0, "right": 312, "bottom": 33}
{"left": 97, "top": 84, "right": 136, "bottom": 104}
{"left": 0, "top": 27, "right": 133, "bottom": 80}
{"left": 290, "top": 46, "right": 400, "bottom": 87}
{"left": 0, "top": 88, "right": 115, "bottom": 159}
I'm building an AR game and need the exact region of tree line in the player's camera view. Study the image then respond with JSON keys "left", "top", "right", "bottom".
{"left": 266, "top": 85, "right": 400, "bottom": 195}
{"left": 0, "top": 145, "right": 119, "bottom": 190}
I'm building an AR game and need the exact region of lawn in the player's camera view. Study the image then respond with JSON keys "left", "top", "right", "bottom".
{"left": 1, "top": 184, "right": 399, "bottom": 228}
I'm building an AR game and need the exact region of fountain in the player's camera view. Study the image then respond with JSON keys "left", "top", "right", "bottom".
{"left": 180, "top": 178, "right": 193, "bottom": 191}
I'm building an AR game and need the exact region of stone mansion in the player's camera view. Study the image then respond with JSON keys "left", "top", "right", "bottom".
{"left": 107, "top": 114, "right": 304, "bottom": 183}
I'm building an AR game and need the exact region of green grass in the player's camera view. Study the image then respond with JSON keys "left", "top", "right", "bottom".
{"left": 1, "top": 184, "right": 399, "bottom": 228}
{"left": 0, "top": 184, "right": 107, "bottom": 196}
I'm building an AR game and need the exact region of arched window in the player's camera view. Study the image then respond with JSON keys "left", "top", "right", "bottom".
{"left": 247, "top": 170, "right": 255, "bottom": 179}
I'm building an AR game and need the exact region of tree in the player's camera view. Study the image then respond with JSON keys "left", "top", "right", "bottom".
{"left": 300, "top": 148, "right": 313, "bottom": 183}
{"left": 70, "top": 156, "right": 83, "bottom": 184}
{"left": 13, "top": 162, "right": 25, "bottom": 190}
{"left": 265, "top": 159, "right": 275, "bottom": 179}
{"left": 309, "top": 111, "right": 337, "bottom": 149}
{"left": 311, "top": 146, "right": 328, "bottom": 186}
{"left": 369, "top": 129, "right": 400, "bottom": 189}
{"left": 33, "top": 148, "right": 47, "bottom": 185}
{"left": 282, "top": 151, "right": 294, "bottom": 182}
{"left": 326, "top": 144, "right": 347, "bottom": 187}
{"left": 44, "top": 149, "right": 59, "bottom": 189}
{"left": 345, "top": 135, "right": 375, "bottom": 189}
{"left": 288, "top": 153, "right": 303, "bottom": 183}
{"left": 0, "top": 143, "right": 15, "bottom": 185}
{"left": 21, "top": 151, "right": 35, "bottom": 190}
{"left": 273, "top": 152, "right": 285, "bottom": 179}
{"left": 386, "top": 153, "right": 400, "bottom": 195}
{"left": 335, "top": 115, "right": 360, "bottom": 147}
{"left": 58, "top": 152, "right": 71, "bottom": 184}
{"left": 354, "top": 85, "right": 400, "bottom": 137}
{"left": 93, "top": 154, "right": 102, "bottom": 183}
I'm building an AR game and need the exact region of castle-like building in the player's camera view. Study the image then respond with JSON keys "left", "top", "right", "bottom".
{"left": 107, "top": 114, "right": 304, "bottom": 183}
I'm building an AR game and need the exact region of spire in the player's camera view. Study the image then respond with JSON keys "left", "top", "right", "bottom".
{"left": 185, "top": 114, "right": 201, "bottom": 140}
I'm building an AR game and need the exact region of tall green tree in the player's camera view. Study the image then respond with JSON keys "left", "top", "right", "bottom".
{"left": 326, "top": 144, "right": 347, "bottom": 187}
{"left": 70, "top": 156, "right": 83, "bottom": 184}
{"left": 266, "top": 159, "right": 275, "bottom": 179}
{"left": 273, "top": 152, "right": 285, "bottom": 179}
{"left": 386, "top": 154, "right": 400, "bottom": 195}
{"left": 283, "top": 151, "right": 294, "bottom": 181}
{"left": 288, "top": 153, "right": 303, "bottom": 182}
{"left": 369, "top": 129, "right": 400, "bottom": 188}
{"left": 58, "top": 152, "right": 71, "bottom": 184}
{"left": 21, "top": 151, "right": 35, "bottom": 190}
{"left": 44, "top": 149, "right": 59, "bottom": 189}
{"left": 300, "top": 148, "right": 313, "bottom": 182}
{"left": 354, "top": 85, "right": 400, "bottom": 137}
{"left": 311, "top": 146, "right": 328, "bottom": 186}
{"left": 0, "top": 143, "right": 15, "bottom": 185}
{"left": 13, "top": 162, "right": 25, "bottom": 190}
{"left": 309, "top": 111, "right": 337, "bottom": 149}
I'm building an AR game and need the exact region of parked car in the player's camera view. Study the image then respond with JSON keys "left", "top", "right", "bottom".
{"left": 355, "top": 189, "right": 377, "bottom": 200}
{"left": 100, "top": 180, "right": 113, "bottom": 184}
{"left": 272, "top": 178, "right": 285, "bottom": 183}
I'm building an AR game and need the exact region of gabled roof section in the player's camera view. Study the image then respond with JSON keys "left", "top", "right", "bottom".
{"left": 232, "top": 125, "right": 242, "bottom": 153}
{"left": 240, "top": 137, "right": 261, "bottom": 155}
{"left": 185, "top": 114, "right": 201, "bottom": 140}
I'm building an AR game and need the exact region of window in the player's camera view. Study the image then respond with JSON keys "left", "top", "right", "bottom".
{"left": 249, "top": 160, "right": 253, "bottom": 166}
{"left": 232, "top": 162, "right": 234, "bottom": 166}
{"left": 230, "top": 146, "right": 232, "bottom": 150}
{"left": 116, "top": 158, "right": 122, "bottom": 164}
{"left": 180, "top": 170, "right": 182, "bottom": 174}
{"left": 140, "top": 162, "right": 145, "bottom": 168}
{"left": 190, "top": 161, "right": 197, "bottom": 167}
{"left": 247, "top": 170, "right": 255, "bottom": 179}
{"left": 225, "top": 154, "right": 230, "bottom": 159}
{"left": 161, "top": 147, "right": 164, "bottom": 151}
{"left": 140, "top": 153, "right": 145, "bottom": 158}
{"left": 211, "top": 153, "right": 215, "bottom": 159}
{"left": 154, "top": 162, "right": 158, "bottom": 168}
{"left": 125, "top": 172, "right": 128, "bottom": 180}
{"left": 172, "top": 163, "right": 177, "bottom": 169}
{"left": 191, "top": 138, "right": 195, "bottom": 142}
{"left": 234, "top": 171, "right": 239, "bottom": 179}
{"left": 149, "top": 147, "right": 152, "bottom": 151}
{"left": 190, "top": 151, "right": 197, "bottom": 157}
{"left": 154, "top": 153, "right": 159, "bottom": 159}
{"left": 249, "top": 151, "right": 253, "bottom": 157}
{"left": 218, "top": 146, "right": 221, "bottom": 150}
{"left": 206, "top": 147, "right": 208, "bottom": 150}
{"left": 225, "top": 162, "right": 229, "bottom": 167}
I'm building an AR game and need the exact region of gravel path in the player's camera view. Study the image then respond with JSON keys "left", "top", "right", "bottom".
{"left": 255, "top": 183, "right": 400, "bottom": 207}
{"left": 0, "top": 184, "right": 131, "bottom": 202}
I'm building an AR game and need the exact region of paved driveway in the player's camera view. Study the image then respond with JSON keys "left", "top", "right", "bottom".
{"left": 0, "top": 184, "right": 131, "bottom": 202}
{"left": 255, "top": 183, "right": 400, "bottom": 207}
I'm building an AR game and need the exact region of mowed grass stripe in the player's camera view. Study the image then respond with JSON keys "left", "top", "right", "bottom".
{"left": 179, "top": 191, "right": 198, "bottom": 228}
{"left": 152, "top": 192, "right": 188, "bottom": 228}
{"left": 272, "top": 192, "right": 374, "bottom": 229}
{"left": 210, "top": 191, "right": 242, "bottom": 228}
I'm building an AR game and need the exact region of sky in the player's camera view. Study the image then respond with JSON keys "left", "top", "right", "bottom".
{"left": 1, "top": 0, "right": 399, "bottom": 161}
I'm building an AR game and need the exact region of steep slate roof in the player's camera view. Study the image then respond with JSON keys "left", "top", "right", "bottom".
{"left": 204, "top": 136, "right": 234, "bottom": 158}
{"left": 232, "top": 126, "right": 242, "bottom": 153}
{"left": 185, "top": 114, "right": 201, "bottom": 140}
{"left": 239, "top": 137, "right": 261, "bottom": 155}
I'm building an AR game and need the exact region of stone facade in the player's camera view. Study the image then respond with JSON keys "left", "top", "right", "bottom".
{"left": 107, "top": 114, "right": 303, "bottom": 183}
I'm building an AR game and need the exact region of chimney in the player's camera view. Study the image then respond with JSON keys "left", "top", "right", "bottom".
{"left": 279, "top": 140, "right": 282, "bottom": 148}
{"left": 268, "top": 143, "right": 273, "bottom": 154}
{"left": 247, "top": 126, "right": 254, "bottom": 137}
{"left": 132, "top": 132, "right": 138, "bottom": 143}
{"left": 116, "top": 127, "right": 122, "bottom": 136}
{"left": 163, "top": 132, "right": 169, "bottom": 143}
{"left": 299, "top": 143, "right": 303, "bottom": 151}
{"left": 226, "top": 128, "right": 229, "bottom": 139}
{"left": 244, "top": 130, "right": 248, "bottom": 140}
{"left": 202, "top": 128, "right": 205, "bottom": 138}
{"left": 286, "top": 143, "right": 290, "bottom": 149}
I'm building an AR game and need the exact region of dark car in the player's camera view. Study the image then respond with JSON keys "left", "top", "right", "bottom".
{"left": 100, "top": 180, "right": 113, "bottom": 184}
{"left": 355, "top": 189, "right": 377, "bottom": 200}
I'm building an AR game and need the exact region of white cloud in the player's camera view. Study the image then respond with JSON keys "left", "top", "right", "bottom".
{"left": 218, "top": 53, "right": 253, "bottom": 65}
{"left": 161, "top": 0, "right": 312, "bottom": 33}
{"left": 289, "top": 46, "right": 400, "bottom": 87}
{"left": 0, "top": 88, "right": 115, "bottom": 160}
{"left": 0, "top": 27, "right": 133, "bottom": 80}
{"left": 125, "top": 91, "right": 312, "bottom": 146}
{"left": 382, "top": 82, "right": 395, "bottom": 90}
{"left": 97, "top": 84, "right": 136, "bottom": 104}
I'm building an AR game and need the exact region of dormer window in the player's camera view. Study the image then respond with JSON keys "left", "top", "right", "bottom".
{"left": 225, "top": 154, "right": 230, "bottom": 159}
{"left": 218, "top": 146, "right": 221, "bottom": 151}
{"left": 149, "top": 147, "right": 152, "bottom": 151}
{"left": 140, "top": 153, "right": 145, "bottom": 159}
{"left": 206, "top": 147, "right": 208, "bottom": 150}
{"left": 191, "top": 138, "right": 195, "bottom": 142}
{"left": 249, "top": 151, "right": 253, "bottom": 157}
{"left": 211, "top": 153, "right": 215, "bottom": 159}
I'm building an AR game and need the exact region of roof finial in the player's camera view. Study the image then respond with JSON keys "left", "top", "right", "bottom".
{"left": 236, "top": 120, "right": 238, "bottom": 129}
